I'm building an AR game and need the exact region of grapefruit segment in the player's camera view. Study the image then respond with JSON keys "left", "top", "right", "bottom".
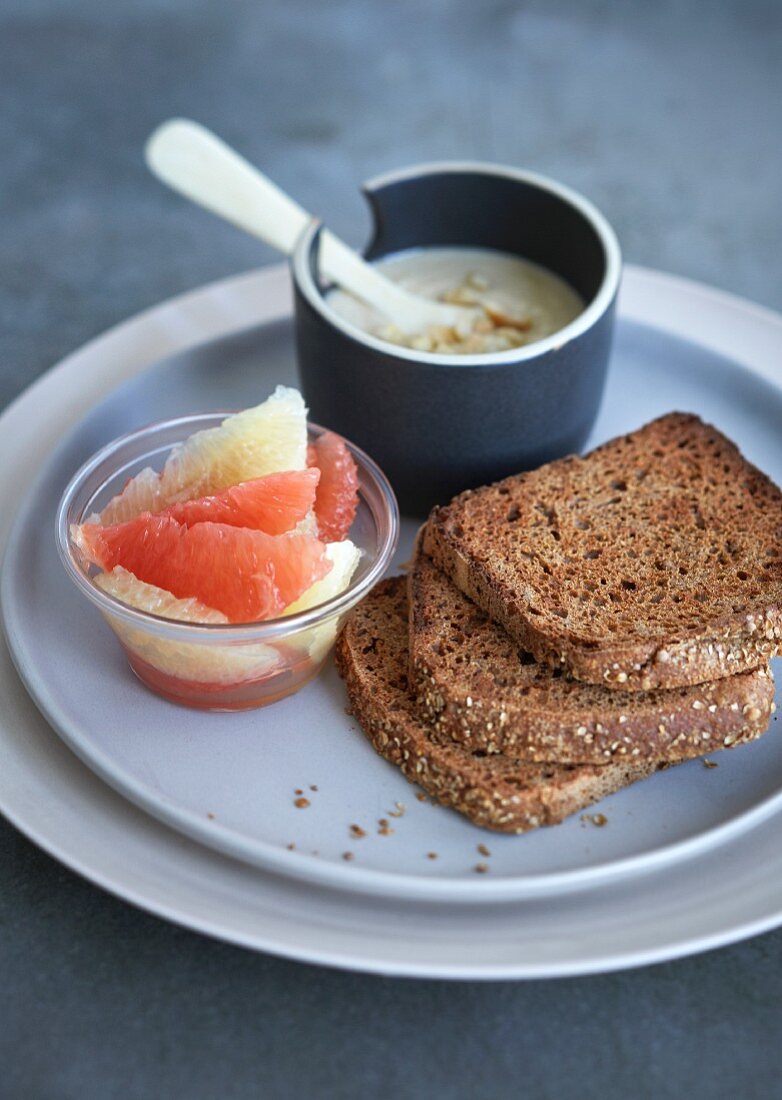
{"left": 95, "top": 568, "right": 281, "bottom": 686}
{"left": 74, "top": 515, "right": 332, "bottom": 622}
{"left": 162, "top": 469, "right": 319, "bottom": 534}
{"left": 99, "top": 386, "right": 308, "bottom": 524}
{"left": 284, "top": 540, "right": 361, "bottom": 616}
{"left": 95, "top": 566, "right": 227, "bottom": 622}
{"left": 284, "top": 540, "right": 362, "bottom": 663}
{"left": 308, "top": 431, "right": 359, "bottom": 542}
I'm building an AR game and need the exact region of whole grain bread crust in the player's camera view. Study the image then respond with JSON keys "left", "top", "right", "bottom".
{"left": 425, "top": 413, "right": 782, "bottom": 691}
{"left": 408, "top": 552, "right": 774, "bottom": 763}
{"left": 335, "top": 577, "right": 664, "bottom": 833}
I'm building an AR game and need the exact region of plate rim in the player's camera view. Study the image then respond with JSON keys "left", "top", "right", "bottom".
{"left": 1, "top": 262, "right": 782, "bottom": 975}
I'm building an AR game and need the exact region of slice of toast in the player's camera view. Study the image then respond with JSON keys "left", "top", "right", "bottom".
{"left": 425, "top": 413, "right": 782, "bottom": 691}
{"left": 409, "top": 552, "right": 774, "bottom": 763}
{"left": 335, "top": 577, "right": 667, "bottom": 833}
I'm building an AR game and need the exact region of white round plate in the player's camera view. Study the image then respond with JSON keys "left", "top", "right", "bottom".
{"left": 4, "top": 274, "right": 782, "bottom": 904}
{"left": 0, "top": 264, "right": 781, "bottom": 975}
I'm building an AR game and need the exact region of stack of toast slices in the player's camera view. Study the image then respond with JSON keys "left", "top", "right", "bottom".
{"left": 336, "top": 413, "right": 782, "bottom": 833}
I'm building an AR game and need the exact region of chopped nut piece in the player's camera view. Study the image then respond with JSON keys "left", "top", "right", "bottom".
{"left": 581, "top": 812, "right": 608, "bottom": 827}
{"left": 349, "top": 824, "right": 366, "bottom": 839}
{"left": 377, "top": 272, "right": 542, "bottom": 354}
{"left": 416, "top": 792, "right": 428, "bottom": 803}
{"left": 294, "top": 797, "right": 310, "bottom": 809}
{"left": 474, "top": 863, "right": 489, "bottom": 874}
{"left": 427, "top": 852, "right": 438, "bottom": 860}
{"left": 483, "top": 304, "right": 532, "bottom": 331}
{"left": 477, "top": 843, "right": 491, "bottom": 858}
{"left": 342, "top": 851, "right": 354, "bottom": 861}
{"left": 703, "top": 759, "right": 719, "bottom": 769}
{"left": 388, "top": 801, "right": 407, "bottom": 818}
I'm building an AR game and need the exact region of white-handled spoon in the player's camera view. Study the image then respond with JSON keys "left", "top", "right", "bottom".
{"left": 145, "top": 119, "right": 478, "bottom": 335}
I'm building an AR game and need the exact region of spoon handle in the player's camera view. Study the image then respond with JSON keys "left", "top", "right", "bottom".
{"left": 145, "top": 119, "right": 310, "bottom": 253}
{"left": 145, "top": 118, "right": 463, "bottom": 333}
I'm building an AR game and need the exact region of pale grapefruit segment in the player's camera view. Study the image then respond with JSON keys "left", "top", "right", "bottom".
{"left": 73, "top": 515, "right": 332, "bottom": 623}
{"left": 308, "top": 431, "right": 359, "bottom": 542}
{"left": 284, "top": 540, "right": 361, "bottom": 615}
{"left": 95, "top": 568, "right": 281, "bottom": 686}
{"left": 99, "top": 386, "right": 308, "bottom": 525}
{"left": 95, "top": 566, "right": 227, "bottom": 622}
{"left": 284, "top": 540, "right": 362, "bottom": 662}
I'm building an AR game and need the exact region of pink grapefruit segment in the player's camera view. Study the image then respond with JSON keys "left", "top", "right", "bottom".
{"left": 162, "top": 468, "right": 319, "bottom": 534}
{"left": 308, "top": 431, "right": 359, "bottom": 542}
{"left": 74, "top": 515, "right": 332, "bottom": 623}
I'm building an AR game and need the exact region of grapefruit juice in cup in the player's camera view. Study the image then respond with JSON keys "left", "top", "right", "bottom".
{"left": 57, "top": 388, "right": 399, "bottom": 711}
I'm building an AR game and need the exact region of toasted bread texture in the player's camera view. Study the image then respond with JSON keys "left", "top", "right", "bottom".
{"left": 335, "top": 577, "right": 666, "bottom": 833}
{"left": 425, "top": 413, "right": 782, "bottom": 691}
{"left": 409, "top": 552, "right": 775, "bottom": 763}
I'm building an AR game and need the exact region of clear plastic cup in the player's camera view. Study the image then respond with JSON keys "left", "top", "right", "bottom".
{"left": 56, "top": 414, "right": 399, "bottom": 710}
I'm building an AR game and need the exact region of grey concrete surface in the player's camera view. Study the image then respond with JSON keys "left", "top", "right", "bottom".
{"left": 2, "top": 1, "right": 781, "bottom": 1097}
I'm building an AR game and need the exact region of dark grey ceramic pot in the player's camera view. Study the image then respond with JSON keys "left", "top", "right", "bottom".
{"left": 291, "top": 162, "right": 621, "bottom": 516}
